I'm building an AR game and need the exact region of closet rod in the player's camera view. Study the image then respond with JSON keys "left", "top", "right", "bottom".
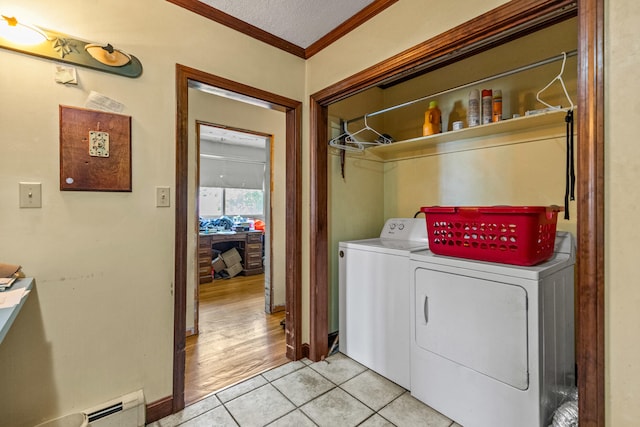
{"left": 346, "top": 49, "right": 577, "bottom": 124}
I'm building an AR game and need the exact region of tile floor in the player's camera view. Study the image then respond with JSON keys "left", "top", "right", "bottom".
{"left": 148, "top": 352, "right": 462, "bottom": 427}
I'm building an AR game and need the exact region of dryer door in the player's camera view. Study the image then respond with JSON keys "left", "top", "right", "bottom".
{"left": 414, "top": 267, "right": 529, "bottom": 390}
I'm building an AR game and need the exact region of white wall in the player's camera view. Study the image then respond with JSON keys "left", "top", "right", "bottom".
{"left": 606, "top": 0, "right": 640, "bottom": 424}
{"left": 0, "top": 0, "right": 303, "bottom": 425}
{"left": 306, "top": 0, "right": 510, "bottom": 94}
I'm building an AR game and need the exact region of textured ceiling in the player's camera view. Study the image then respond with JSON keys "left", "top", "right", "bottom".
{"left": 199, "top": 0, "right": 377, "bottom": 48}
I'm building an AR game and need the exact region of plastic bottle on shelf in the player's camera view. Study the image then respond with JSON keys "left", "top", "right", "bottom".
{"left": 492, "top": 89, "right": 503, "bottom": 122}
{"left": 422, "top": 101, "right": 442, "bottom": 136}
{"left": 468, "top": 89, "right": 480, "bottom": 127}
{"left": 481, "top": 89, "right": 493, "bottom": 125}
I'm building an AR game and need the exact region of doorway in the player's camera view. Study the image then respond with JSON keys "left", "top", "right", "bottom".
{"left": 186, "top": 122, "right": 287, "bottom": 403}
{"left": 174, "top": 65, "right": 302, "bottom": 413}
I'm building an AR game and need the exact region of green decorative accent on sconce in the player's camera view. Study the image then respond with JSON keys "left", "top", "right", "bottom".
{"left": 0, "top": 17, "right": 142, "bottom": 78}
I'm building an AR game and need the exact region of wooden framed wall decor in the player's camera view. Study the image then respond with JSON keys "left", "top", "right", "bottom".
{"left": 60, "top": 105, "right": 132, "bottom": 191}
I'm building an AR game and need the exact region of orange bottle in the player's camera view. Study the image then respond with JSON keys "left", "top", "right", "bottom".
{"left": 423, "top": 101, "right": 442, "bottom": 136}
{"left": 492, "top": 89, "right": 503, "bottom": 122}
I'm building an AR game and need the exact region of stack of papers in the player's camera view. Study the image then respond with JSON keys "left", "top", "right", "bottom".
{"left": 0, "top": 263, "right": 22, "bottom": 291}
{"left": 0, "top": 288, "right": 29, "bottom": 309}
{"left": 0, "top": 276, "right": 17, "bottom": 291}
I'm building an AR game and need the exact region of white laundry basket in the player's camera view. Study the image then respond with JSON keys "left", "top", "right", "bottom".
{"left": 34, "top": 413, "right": 88, "bottom": 427}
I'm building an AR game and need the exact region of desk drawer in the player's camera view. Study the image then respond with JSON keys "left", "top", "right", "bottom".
{"left": 246, "top": 242, "right": 262, "bottom": 252}
{"left": 199, "top": 235, "right": 212, "bottom": 248}
{"left": 246, "top": 252, "right": 263, "bottom": 269}
{"left": 247, "top": 233, "right": 262, "bottom": 243}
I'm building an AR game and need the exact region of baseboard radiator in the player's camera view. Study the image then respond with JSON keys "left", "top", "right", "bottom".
{"left": 84, "top": 390, "right": 145, "bottom": 427}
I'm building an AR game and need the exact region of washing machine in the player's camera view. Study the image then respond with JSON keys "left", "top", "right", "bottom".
{"left": 339, "top": 217, "right": 429, "bottom": 389}
{"left": 409, "top": 231, "right": 576, "bottom": 427}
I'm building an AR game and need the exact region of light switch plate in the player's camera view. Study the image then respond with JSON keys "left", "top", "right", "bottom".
{"left": 19, "top": 182, "right": 42, "bottom": 208}
{"left": 156, "top": 186, "right": 170, "bottom": 207}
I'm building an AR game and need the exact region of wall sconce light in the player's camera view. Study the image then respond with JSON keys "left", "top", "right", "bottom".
{"left": 85, "top": 43, "right": 131, "bottom": 67}
{"left": 0, "top": 14, "right": 142, "bottom": 78}
{"left": 0, "top": 15, "right": 49, "bottom": 45}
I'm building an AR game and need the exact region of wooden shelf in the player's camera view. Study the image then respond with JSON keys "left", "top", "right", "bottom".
{"left": 363, "top": 109, "right": 569, "bottom": 162}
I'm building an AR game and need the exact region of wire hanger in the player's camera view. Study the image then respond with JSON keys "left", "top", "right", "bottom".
{"left": 535, "top": 51, "right": 576, "bottom": 220}
{"left": 328, "top": 121, "right": 365, "bottom": 152}
{"left": 536, "top": 51, "right": 575, "bottom": 111}
{"left": 329, "top": 115, "right": 393, "bottom": 152}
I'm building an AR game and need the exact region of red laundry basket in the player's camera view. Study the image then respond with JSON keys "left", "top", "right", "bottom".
{"left": 420, "top": 205, "right": 562, "bottom": 266}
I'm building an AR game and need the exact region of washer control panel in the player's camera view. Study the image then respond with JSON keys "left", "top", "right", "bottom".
{"left": 380, "top": 218, "right": 429, "bottom": 242}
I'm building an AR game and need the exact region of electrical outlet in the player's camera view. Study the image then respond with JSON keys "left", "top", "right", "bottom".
{"left": 19, "top": 182, "right": 42, "bottom": 208}
{"left": 156, "top": 186, "right": 170, "bottom": 207}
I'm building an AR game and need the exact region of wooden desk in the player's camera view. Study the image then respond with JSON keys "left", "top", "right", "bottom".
{"left": 198, "top": 231, "right": 264, "bottom": 283}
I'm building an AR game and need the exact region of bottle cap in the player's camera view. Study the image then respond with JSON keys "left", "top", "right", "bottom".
{"left": 482, "top": 89, "right": 492, "bottom": 97}
{"left": 493, "top": 89, "right": 502, "bottom": 98}
{"left": 429, "top": 100, "right": 438, "bottom": 108}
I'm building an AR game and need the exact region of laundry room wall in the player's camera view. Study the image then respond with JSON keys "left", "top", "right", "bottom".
{"left": 327, "top": 88, "right": 386, "bottom": 332}
{"left": 606, "top": 0, "right": 640, "bottom": 424}
{"left": 0, "top": 0, "right": 304, "bottom": 425}
{"left": 313, "top": 0, "right": 640, "bottom": 422}
{"left": 379, "top": 19, "right": 578, "bottom": 235}
{"left": 324, "top": 14, "right": 578, "bottom": 334}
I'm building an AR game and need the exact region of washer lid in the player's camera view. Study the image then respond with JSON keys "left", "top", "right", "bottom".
{"left": 340, "top": 238, "right": 429, "bottom": 255}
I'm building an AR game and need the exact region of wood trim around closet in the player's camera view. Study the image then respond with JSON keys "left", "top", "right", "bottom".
{"left": 577, "top": 0, "right": 605, "bottom": 425}
{"left": 310, "top": 0, "right": 604, "bottom": 424}
{"left": 168, "top": 64, "right": 303, "bottom": 417}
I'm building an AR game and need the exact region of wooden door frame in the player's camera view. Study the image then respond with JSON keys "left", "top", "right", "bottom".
{"left": 309, "top": 0, "right": 604, "bottom": 425}
{"left": 173, "top": 64, "right": 302, "bottom": 412}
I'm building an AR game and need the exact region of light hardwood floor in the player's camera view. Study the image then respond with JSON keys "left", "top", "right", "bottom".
{"left": 185, "top": 273, "right": 288, "bottom": 404}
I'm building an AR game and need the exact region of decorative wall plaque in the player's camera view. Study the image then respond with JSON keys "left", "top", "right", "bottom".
{"left": 59, "top": 105, "right": 131, "bottom": 191}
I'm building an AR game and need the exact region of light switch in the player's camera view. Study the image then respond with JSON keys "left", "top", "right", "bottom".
{"left": 156, "top": 186, "right": 170, "bottom": 207}
{"left": 19, "top": 182, "right": 42, "bottom": 208}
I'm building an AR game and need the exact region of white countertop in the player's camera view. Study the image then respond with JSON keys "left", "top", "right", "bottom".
{"left": 0, "top": 277, "right": 34, "bottom": 345}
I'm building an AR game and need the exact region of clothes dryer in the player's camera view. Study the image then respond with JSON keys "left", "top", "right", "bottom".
{"left": 410, "top": 232, "right": 576, "bottom": 427}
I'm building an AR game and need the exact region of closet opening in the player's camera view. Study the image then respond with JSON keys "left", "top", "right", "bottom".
{"left": 309, "top": 0, "right": 603, "bottom": 424}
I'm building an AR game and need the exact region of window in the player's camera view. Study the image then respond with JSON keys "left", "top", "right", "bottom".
{"left": 199, "top": 187, "right": 264, "bottom": 217}
{"left": 224, "top": 188, "right": 264, "bottom": 216}
{"left": 199, "top": 187, "right": 223, "bottom": 216}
